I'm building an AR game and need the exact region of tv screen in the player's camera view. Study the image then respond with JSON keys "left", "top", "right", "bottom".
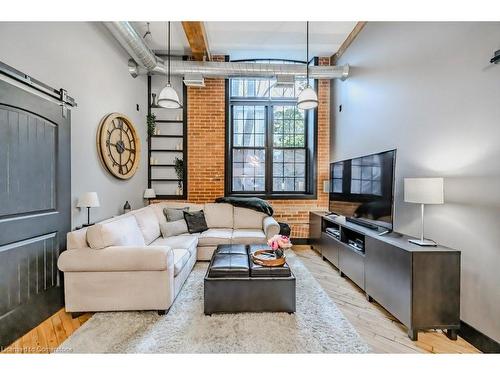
{"left": 329, "top": 150, "right": 396, "bottom": 230}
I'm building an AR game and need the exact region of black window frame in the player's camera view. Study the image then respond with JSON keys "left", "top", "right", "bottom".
{"left": 225, "top": 58, "right": 318, "bottom": 200}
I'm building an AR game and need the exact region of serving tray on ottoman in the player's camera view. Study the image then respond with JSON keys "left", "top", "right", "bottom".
{"left": 204, "top": 244, "right": 296, "bottom": 315}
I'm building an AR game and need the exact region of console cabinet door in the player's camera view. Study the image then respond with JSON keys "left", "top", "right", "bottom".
{"left": 339, "top": 244, "right": 365, "bottom": 289}
{"left": 365, "top": 237, "right": 412, "bottom": 327}
{"left": 320, "top": 233, "right": 339, "bottom": 268}
{"left": 309, "top": 213, "right": 322, "bottom": 253}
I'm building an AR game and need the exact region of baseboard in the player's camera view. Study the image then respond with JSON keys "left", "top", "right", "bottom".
{"left": 459, "top": 320, "right": 500, "bottom": 353}
{"left": 291, "top": 238, "right": 309, "bottom": 245}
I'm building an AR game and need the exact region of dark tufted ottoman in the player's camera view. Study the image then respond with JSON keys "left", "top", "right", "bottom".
{"left": 204, "top": 244, "right": 296, "bottom": 315}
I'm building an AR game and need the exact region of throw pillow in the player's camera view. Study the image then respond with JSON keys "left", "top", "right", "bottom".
{"left": 163, "top": 207, "right": 189, "bottom": 222}
{"left": 160, "top": 220, "right": 189, "bottom": 238}
{"left": 183, "top": 210, "right": 208, "bottom": 233}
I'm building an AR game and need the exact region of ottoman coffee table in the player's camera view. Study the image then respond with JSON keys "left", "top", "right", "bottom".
{"left": 204, "top": 244, "right": 296, "bottom": 315}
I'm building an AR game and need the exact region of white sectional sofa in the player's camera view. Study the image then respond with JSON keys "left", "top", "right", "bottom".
{"left": 57, "top": 201, "right": 280, "bottom": 315}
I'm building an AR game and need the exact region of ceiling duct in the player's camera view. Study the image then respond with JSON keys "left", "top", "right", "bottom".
{"left": 104, "top": 22, "right": 350, "bottom": 81}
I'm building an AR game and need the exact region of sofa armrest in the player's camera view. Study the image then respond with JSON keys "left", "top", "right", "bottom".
{"left": 57, "top": 246, "right": 173, "bottom": 272}
{"left": 263, "top": 216, "right": 280, "bottom": 239}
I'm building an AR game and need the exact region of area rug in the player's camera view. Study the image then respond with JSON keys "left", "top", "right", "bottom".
{"left": 59, "top": 250, "right": 370, "bottom": 353}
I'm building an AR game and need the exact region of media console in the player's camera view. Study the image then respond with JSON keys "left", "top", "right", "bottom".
{"left": 309, "top": 211, "right": 461, "bottom": 341}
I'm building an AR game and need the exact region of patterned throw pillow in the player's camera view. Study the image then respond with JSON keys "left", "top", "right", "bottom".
{"left": 183, "top": 210, "right": 208, "bottom": 233}
{"left": 163, "top": 207, "right": 189, "bottom": 222}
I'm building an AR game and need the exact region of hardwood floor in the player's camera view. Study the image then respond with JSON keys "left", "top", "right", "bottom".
{"left": 1, "top": 309, "right": 92, "bottom": 354}
{"left": 2, "top": 246, "right": 480, "bottom": 354}
{"left": 293, "top": 246, "right": 480, "bottom": 354}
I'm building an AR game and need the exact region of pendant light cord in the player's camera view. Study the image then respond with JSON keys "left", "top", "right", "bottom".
{"left": 306, "top": 21, "right": 309, "bottom": 84}
{"left": 167, "top": 21, "right": 171, "bottom": 85}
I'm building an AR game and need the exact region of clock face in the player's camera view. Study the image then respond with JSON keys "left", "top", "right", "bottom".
{"left": 97, "top": 113, "right": 141, "bottom": 180}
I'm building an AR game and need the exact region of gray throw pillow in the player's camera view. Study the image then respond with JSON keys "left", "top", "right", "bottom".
{"left": 163, "top": 207, "right": 189, "bottom": 222}
{"left": 183, "top": 210, "right": 208, "bottom": 233}
{"left": 160, "top": 220, "right": 189, "bottom": 238}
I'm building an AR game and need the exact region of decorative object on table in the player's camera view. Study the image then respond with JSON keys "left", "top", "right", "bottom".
{"left": 97, "top": 113, "right": 141, "bottom": 180}
{"left": 123, "top": 201, "right": 131, "bottom": 214}
{"left": 146, "top": 113, "right": 156, "bottom": 137}
{"left": 278, "top": 222, "right": 291, "bottom": 237}
{"left": 174, "top": 157, "right": 184, "bottom": 195}
{"left": 77, "top": 192, "right": 100, "bottom": 227}
{"left": 151, "top": 93, "right": 157, "bottom": 107}
{"left": 404, "top": 177, "right": 444, "bottom": 246}
{"left": 157, "top": 21, "right": 182, "bottom": 109}
{"left": 251, "top": 235, "right": 293, "bottom": 267}
{"left": 297, "top": 21, "right": 318, "bottom": 110}
{"left": 144, "top": 188, "right": 156, "bottom": 205}
{"left": 251, "top": 249, "right": 287, "bottom": 267}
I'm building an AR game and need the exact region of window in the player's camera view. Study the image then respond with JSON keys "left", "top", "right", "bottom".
{"left": 226, "top": 61, "right": 317, "bottom": 198}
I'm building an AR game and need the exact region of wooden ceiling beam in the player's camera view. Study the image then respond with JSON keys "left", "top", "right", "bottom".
{"left": 330, "top": 22, "right": 367, "bottom": 65}
{"left": 181, "top": 21, "right": 211, "bottom": 61}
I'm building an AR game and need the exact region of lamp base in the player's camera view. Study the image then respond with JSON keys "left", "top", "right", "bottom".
{"left": 408, "top": 239, "right": 437, "bottom": 247}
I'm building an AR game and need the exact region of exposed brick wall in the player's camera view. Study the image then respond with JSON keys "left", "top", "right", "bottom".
{"left": 186, "top": 77, "right": 226, "bottom": 202}
{"left": 162, "top": 56, "right": 330, "bottom": 239}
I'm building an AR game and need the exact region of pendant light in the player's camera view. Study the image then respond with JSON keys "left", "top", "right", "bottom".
{"left": 297, "top": 21, "right": 318, "bottom": 110}
{"left": 158, "top": 21, "right": 182, "bottom": 109}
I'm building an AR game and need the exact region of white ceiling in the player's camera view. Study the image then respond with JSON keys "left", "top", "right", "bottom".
{"left": 131, "top": 21, "right": 357, "bottom": 60}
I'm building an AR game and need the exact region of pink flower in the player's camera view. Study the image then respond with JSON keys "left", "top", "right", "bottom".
{"left": 267, "top": 234, "right": 292, "bottom": 250}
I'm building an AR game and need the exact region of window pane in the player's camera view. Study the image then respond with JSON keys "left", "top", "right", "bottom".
{"left": 351, "top": 179, "right": 361, "bottom": 194}
{"left": 295, "top": 149, "right": 306, "bottom": 163}
{"left": 254, "top": 119, "right": 265, "bottom": 133}
{"left": 233, "top": 133, "right": 243, "bottom": 147}
{"left": 333, "top": 179, "right": 343, "bottom": 193}
{"left": 284, "top": 150, "right": 294, "bottom": 162}
{"left": 273, "top": 178, "right": 284, "bottom": 191}
{"left": 295, "top": 178, "right": 305, "bottom": 192}
{"left": 233, "top": 149, "right": 244, "bottom": 162}
{"left": 273, "top": 150, "right": 283, "bottom": 162}
{"left": 273, "top": 163, "right": 283, "bottom": 176}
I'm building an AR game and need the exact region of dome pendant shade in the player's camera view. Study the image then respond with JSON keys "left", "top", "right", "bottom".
{"left": 158, "top": 83, "right": 182, "bottom": 109}
{"left": 297, "top": 86, "right": 318, "bottom": 110}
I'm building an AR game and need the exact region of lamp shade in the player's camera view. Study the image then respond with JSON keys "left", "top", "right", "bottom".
{"left": 77, "top": 192, "right": 100, "bottom": 208}
{"left": 144, "top": 188, "right": 156, "bottom": 199}
{"left": 157, "top": 84, "right": 182, "bottom": 109}
{"left": 404, "top": 178, "right": 444, "bottom": 204}
{"left": 297, "top": 86, "right": 318, "bottom": 110}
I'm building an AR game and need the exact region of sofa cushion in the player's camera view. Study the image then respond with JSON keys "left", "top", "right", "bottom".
{"left": 198, "top": 228, "right": 233, "bottom": 246}
{"left": 150, "top": 234, "right": 199, "bottom": 257}
{"left": 184, "top": 210, "right": 209, "bottom": 233}
{"left": 67, "top": 227, "right": 89, "bottom": 250}
{"left": 132, "top": 207, "right": 161, "bottom": 245}
{"left": 232, "top": 229, "right": 267, "bottom": 245}
{"left": 172, "top": 248, "right": 190, "bottom": 276}
{"left": 160, "top": 220, "right": 189, "bottom": 238}
{"left": 204, "top": 203, "right": 234, "bottom": 228}
{"left": 233, "top": 206, "right": 267, "bottom": 229}
{"left": 86, "top": 216, "right": 145, "bottom": 250}
{"left": 58, "top": 246, "right": 172, "bottom": 272}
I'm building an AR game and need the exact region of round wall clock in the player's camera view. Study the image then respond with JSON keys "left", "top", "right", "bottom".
{"left": 97, "top": 113, "right": 141, "bottom": 180}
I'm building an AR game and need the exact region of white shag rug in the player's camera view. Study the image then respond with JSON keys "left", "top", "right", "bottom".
{"left": 59, "top": 250, "right": 370, "bottom": 353}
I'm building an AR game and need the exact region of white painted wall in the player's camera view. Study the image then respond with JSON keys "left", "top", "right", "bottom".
{"left": 332, "top": 22, "right": 500, "bottom": 342}
{"left": 0, "top": 22, "right": 148, "bottom": 227}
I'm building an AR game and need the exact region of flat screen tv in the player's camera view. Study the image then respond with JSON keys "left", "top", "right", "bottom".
{"left": 329, "top": 149, "right": 396, "bottom": 231}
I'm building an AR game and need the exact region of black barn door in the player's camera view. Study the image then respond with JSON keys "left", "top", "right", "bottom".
{"left": 0, "top": 78, "right": 71, "bottom": 348}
